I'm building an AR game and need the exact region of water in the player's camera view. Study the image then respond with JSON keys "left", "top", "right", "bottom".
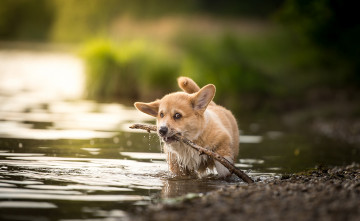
{"left": 0, "top": 50, "right": 359, "bottom": 220}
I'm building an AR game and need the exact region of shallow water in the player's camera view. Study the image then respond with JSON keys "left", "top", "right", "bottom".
{"left": 0, "top": 50, "right": 359, "bottom": 220}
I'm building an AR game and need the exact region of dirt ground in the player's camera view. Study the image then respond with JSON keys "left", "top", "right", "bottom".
{"left": 134, "top": 164, "right": 360, "bottom": 221}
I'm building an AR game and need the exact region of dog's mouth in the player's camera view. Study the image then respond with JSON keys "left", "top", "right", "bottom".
{"left": 162, "top": 135, "right": 178, "bottom": 143}
{"left": 159, "top": 131, "right": 181, "bottom": 144}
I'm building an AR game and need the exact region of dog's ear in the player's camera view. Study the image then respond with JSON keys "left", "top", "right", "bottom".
{"left": 177, "top": 76, "right": 200, "bottom": 94}
{"left": 134, "top": 100, "right": 160, "bottom": 117}
{"left": 191, "top": 84, "right": 215, "bottom": 111}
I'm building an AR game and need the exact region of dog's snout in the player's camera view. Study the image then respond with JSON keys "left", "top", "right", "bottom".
{"left": 158, "top": 126, "right": 168, "bottom": 136}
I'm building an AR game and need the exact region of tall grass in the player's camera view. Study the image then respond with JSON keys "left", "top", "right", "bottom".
{"left": 81, "top": 39, "right": 180, "bottom": 104}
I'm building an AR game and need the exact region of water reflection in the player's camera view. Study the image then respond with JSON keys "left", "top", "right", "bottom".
{"left": 0, "top": 201, "right": 57, "bottom": 209}
{"left": 0, "top": 50, "right": 83, "bottom": 100}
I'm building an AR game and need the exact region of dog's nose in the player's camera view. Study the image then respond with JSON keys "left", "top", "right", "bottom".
{"left": 158, "top": 126, "right": 168, "bottom": 136}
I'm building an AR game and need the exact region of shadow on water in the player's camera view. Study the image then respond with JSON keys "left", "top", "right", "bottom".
{"left": 0, "top": 50, "right": 359, "bottom": 220}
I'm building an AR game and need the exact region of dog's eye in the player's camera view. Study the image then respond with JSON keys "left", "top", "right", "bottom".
{"left": 160, "top": 113, "right": 164, "bottom": 118}
{"left": 173, "top": 113, "right": 182, "bottom": 120}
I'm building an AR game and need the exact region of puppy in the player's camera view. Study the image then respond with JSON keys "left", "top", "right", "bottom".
{"left": 134, "top": 77, "right": 239, "bottom": 177}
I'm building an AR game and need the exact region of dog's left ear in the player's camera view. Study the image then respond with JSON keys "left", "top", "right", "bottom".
{"left": 191, "top": 84, "right": 216, "bottom": 111}
{"left": 134, "top": 100, "right": 160, "bottom": 117}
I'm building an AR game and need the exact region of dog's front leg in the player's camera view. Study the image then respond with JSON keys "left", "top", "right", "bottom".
{"left": 213, "top": 142, "right": 234, "bottom": 178}
{"left": 167, "top": 152, "right": 192, "bottom": 176}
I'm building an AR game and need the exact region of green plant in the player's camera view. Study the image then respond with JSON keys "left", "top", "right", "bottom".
{"left": 81, "top": 39, "right": 180, "bottom": 103}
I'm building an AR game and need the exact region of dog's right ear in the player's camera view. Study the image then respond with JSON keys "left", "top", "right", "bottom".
{"left": 177, "top": 76, "right": 200, "bottom": 94}
{"left": 134, "top": 100, "right": 160, "bottom": 117}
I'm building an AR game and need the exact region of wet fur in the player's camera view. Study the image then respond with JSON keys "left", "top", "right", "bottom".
{"left": 134, "top": 77, "right": 239, "bottom": 177}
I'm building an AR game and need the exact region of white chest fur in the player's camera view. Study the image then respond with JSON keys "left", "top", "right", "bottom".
{"left": 165, "top": 142, "right": 208, "bottom": 171}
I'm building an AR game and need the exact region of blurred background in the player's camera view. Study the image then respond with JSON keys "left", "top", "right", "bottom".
{"left": 1, "top": 0, "right": 359, "bottom": 111}
{"left": 0, "top": 0, "right": 359, "bottom": 147}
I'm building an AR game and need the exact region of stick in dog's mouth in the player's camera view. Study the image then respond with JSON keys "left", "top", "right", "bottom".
{"left": 161, "top": 132, "right": 181, "bottom": 143}
{"left": 129, "top": 123, "right": 255, "bottom": 183}
{"left": 163, "top": 136, "right": 176, "bottom": 143}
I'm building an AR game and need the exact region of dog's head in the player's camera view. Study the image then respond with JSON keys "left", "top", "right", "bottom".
{"left": 134, "top": 84, "right": 215, "bottom": 143}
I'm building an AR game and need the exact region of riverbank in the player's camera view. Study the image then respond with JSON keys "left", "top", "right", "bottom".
{"left": 134, "top": 164, "right": 360, "bottom": 221}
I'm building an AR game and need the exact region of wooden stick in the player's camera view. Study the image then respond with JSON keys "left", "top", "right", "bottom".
{"left": 129, "top": 123, "right": 254, "bottom": 184}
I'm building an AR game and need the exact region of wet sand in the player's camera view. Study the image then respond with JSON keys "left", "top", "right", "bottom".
{"left": 135, "top": 164, "right": 360, "bottom": 221}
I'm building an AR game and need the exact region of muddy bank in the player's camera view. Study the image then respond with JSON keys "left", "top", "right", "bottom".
{"left": 134, "top": 164, "right": 360, "bottom": 221}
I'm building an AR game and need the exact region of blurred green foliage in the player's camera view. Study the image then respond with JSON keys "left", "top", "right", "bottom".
{"left": 0, "top": 0, "right": 358, "bottom": 112}
{"left": 82, "top": 28, "right": 353, "bottom": 112}
{"left": 178, "top": 34, "right": 271, "bottom": 110}
{"left": 0, "top": 0, "right": 54, "bottom": 41}
{"left": 277, "top": 0, "right": 360, "bottom": 83}
{"left": 0, "top": 0, "right": 284, "bottom": 42}
{"left": 81, "top": 39, "right": 180, "bottom": 103}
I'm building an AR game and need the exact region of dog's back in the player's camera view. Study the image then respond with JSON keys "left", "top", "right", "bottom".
{"left": 177, "top": 77, "right": 239, "bottom": 162}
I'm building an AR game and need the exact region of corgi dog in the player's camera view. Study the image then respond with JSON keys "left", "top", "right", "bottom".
{"left": 134, "top": 77, "right": 239, "bottom": 177}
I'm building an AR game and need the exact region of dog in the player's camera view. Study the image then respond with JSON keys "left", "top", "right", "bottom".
{"left": 134, "top": 77, "right": 239, "bottom": 177}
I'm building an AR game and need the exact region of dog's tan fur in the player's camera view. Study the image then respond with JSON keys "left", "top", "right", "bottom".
{"left": 134, "top": 77, "right": 239, "bottom": 177}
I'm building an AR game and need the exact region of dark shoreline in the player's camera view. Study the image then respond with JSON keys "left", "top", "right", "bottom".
{"left": 134, "top": 164, "right": 360, "bottom": 221}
